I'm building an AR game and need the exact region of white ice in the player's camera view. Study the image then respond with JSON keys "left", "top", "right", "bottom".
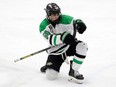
{"left": 0, "top": 0, "right": 116, "bottom": 87}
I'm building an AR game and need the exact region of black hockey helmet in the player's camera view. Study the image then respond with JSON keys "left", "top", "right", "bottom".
{"left": 45, "top": 3, "right": 61, "bottom": 16}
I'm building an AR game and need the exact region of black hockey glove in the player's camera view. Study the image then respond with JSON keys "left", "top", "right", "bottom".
{"left": 61, "top": 32, "right": 76, "bottom": 45}
{"left": 73, "top": 19, "right": 87, "bottom": 34}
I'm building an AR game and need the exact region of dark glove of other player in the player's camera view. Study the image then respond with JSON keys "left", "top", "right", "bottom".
{"left": 61, "top": 32, "right": 76, "bottom": 45}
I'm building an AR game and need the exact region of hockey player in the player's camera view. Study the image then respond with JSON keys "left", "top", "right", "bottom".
{"left": 39, "top": 3, "right": 88, "bottom": 84}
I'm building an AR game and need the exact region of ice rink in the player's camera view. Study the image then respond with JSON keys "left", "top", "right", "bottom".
{"left": 0, "top": 0, "right": 116, "bottom": 87}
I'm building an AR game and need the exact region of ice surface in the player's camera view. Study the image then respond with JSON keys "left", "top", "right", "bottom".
{"left": 0, "top": 0, "right": 116, "bottom": 87}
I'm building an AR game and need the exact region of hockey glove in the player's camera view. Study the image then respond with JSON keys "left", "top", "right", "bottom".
{"left": 61, "top": 32, "right": 76, "bottom": 45}
{"left": 73, "top": 19, "right": 87, "bottom": 34}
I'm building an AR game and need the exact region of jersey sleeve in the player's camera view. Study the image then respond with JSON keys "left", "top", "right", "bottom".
{"left": 39, "top": 19, "right": 63, "bottom": 46}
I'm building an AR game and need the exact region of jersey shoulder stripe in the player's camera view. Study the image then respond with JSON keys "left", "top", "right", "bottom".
{"left": 59, "top": 14, "right": 73, "bottom": 24}
{"left": 39, "top": 18, "right": 50, "bottom": 33}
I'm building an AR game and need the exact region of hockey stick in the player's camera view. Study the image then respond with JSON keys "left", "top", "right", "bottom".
{"left": 14, "top": 46, "right": 51, "bottom": 63}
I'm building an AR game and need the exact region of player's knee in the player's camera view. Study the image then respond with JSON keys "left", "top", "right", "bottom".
{"left": 76, "top": 42, "right": 88, "bottom": 56}
{"left": 46, "top": 69, "right": 58, "bottom": 80}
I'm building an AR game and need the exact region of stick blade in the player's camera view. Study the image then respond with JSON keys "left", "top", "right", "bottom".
{"left": 14, "top": 59, "right": 20, "bottom": 63}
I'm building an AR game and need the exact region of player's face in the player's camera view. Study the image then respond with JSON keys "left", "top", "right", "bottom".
{"left": 49, "top": 14, "right": 59, "bottom": 22}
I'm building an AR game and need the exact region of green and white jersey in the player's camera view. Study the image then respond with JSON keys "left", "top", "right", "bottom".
{"left": 39, "top": 14, "right": 76, "bottom": 55}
